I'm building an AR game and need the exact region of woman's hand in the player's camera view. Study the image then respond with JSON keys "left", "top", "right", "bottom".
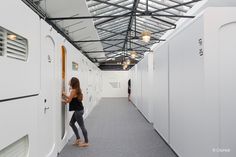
{"left": 62, "top": 92, "right": 67, "bottom": 96}
{"left": 62, "top": 99, "right": 67, "bottom": 104}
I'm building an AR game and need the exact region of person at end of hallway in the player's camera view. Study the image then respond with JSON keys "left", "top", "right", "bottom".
{"left": 128, "top": 79, "right": 131, "bottom": 101}
{"left": 62, "top": 77, "right": 89, "bottom": 147}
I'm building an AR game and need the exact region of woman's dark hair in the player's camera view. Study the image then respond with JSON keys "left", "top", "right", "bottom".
{"left": 70, "top": 77, "right": 83, "bottom": 101}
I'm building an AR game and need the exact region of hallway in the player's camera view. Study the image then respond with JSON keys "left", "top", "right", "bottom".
{"left": 58, "top": 98, "right": 177, "bottom": 157}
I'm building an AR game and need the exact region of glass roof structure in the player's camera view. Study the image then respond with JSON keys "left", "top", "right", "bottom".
{"left": 86, "top": 0, "right": 200, "bottom": 69}
{"left": 23, "top": 0, "right": 201, "bottom": 70}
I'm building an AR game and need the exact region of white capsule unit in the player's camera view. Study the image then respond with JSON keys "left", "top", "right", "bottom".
{"left": 131, "top": 7, "right": 236, "bottom": 157}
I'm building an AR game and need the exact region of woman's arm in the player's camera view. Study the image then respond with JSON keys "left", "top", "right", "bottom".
{"left": 62, "top": 90, "right": 76, "bottom": 104}
{"left": 62, "top": 92, "right": 69, "bottom": 99}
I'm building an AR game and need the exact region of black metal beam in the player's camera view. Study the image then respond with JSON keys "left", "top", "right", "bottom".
{"left": 100, "top": 32, "right": 125, "bottom": 39}
{"left": 98, "top": 64, "right": 132, "bottom": 71}
{"left": 102, "top": 42, "right": 123, "bottom": 49}
{"left": 130, "top": 41, "right": 150, "bottom": 49}
{"left": 106, "top": 50, "right": 145, "bottom": 56}
{"left": 152, "top": 0, "right": 202, "bottom": 14}
{"left": 91, "top": 0, "right": 136, "bottom": 12}
{"left": 101, "top": 30, "right": 127, "bottom": 41}
{"left": 152, "top": 27, "right": 176, "bottom": 35}
{"left": 104, "top": 41, "right": 124, "bottom": 50}
{"left": 84, "top": 49, "right": 149, "bottom": 53}
{"left": 94, "top": 53, "right": 127, "bottom": 60}
{"left": 132, "top": 43, "right": 154, "bottom": 49}
{"left": 151, "top": 16, "right": 176, "bottom": 27}
{"left": 96, "top": 27, "right": 126, "bottom": 35}
{"left": 74, "top": 39, "right": 125, "bottom": 43}
{"left": 95, "top": 12, "right": 131, "bottom": 27}
{"left": 47, "top": 13, "right": 195, "bottom": 20}
{"left": 100, "top": 29, "right": 127, "bottom": 37}
{"left": 123, "top": 0, "right": 140, "bottom": 53}
{"left": 169, "top": 0, "right": 193, "bottom": 8}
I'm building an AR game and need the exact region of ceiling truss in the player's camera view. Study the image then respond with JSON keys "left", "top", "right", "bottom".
{"left": 23, "top": 0, "right": 202, "bottom": 70}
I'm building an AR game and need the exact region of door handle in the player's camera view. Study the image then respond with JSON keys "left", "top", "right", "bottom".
{"left": 44, "top": 107, "right": 50, "bottom": 114}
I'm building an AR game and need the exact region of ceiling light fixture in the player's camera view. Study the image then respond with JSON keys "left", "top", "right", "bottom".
{"left": 126, "top": 59, "right": 130, "bottom": 65}
{"left": 130, "top": 51, "right": 137, "bottom": 59}
{"left": 141, "top": 30, "right": 151, "bottom": 43}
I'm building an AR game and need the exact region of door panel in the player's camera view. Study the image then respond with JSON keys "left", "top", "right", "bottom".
{"left": 39, "top": 35, "right": 55, "bottom": 157}
{"left": 219, "top": 22, "right": 236, "bottom": 157}
{"left": 61, "top": 46, "right": 67, "bottom": 140}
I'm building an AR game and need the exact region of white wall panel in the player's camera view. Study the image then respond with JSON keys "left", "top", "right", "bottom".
{"left": 136, "top": 63, "right": 142, "bottom": 110}
{"left": 0, "top": 0, "right": 40, "bottom": 100}
{"left": 153, "top": 43, "right": 169, "bottom": 142}
{"left": 203, "top": 8, "right": 236, "bottom": 157}
{"left": 219, "top": 22, "right": 236, "bottom": 157}
{"left": 0, "top": 97, "right": 38, "bottom": 157}
{"left": 130, "top": 65, "right": 138, "bottom": 105}
{"left": 141, "top": 57, "right": 150, "bottom": 120}
{"left": 147, "top": 53, "right": 154, "bottom": 123}
{"left": 129, "top": 66, "right": 135, "bottom": 103}
{"left": 130, "top": 7, "right": 236, "bottom": 157}
{"left": 169, "top": 15, "right": 217, "bottom": 157}
{"left": 102, "top": 71, "right": 129, "bottom": 98}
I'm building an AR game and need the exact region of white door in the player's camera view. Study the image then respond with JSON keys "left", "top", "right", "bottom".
{"left": 87, "top": 69, "right": 93, "bottom": 112}
{"left": 61, "top": 46, "right": 67, "bottom": 140}
{"left": 82, "top": 61, "right": 89, "bottom": 115}
{"left": 39, "top": 35, "right": 55, "bottom": 157}
{"left": 219, "top": 22, "right": 236, "bottom": 157}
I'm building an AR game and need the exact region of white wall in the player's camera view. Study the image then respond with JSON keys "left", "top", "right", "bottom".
{"left": 102, "top": 71, "right": 129, "bottom": 98}
{"left": 130, "top": 54, "right": 154, "bottom": 123}
{"left": 0, "top": 1, "right": 40, "bottom": 156}
{"left": 130, "top": 65, "right": 138, "bottom": 105}
{"left": 153, "top": 42, "right": 169, "bottom": 143}
{"left": 0, "top": 1, "right": 102, "bottom": 157}
{"left": 130, "top": 7, "right": 236, "bottom": 157}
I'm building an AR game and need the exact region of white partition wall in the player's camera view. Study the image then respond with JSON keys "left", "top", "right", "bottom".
{"left": 130, "top": 7, "right": 236, "bottom": 157}
{"left": 140, "top": 56, "right": 150, "bottom": 121}
{"left": 130, "top": 54, "right": 153, "bottom": 122}
{"left": 136, "top": 63, "right": 142, "bottom": 110}
{"left": 153, "top": 43, "right": 169, "bottom": 142}
{"left": 0, "top": 1, "right": 40, "bottom": 156}
{"left": 130, "top": 65, "right": 138, "bottom": 105}
{"left": 129, "top": 66, "right": 136, "bottom": 103}
{"left": 147, "top": 53, "right": 154, "bottom": 123}
{"left": 168, "top": 13, "right": 215, "bottom": 157}
{"left": 102, "top": 71, "right": 129, "bottom": 98}
{"left": 204, "top": 8, "right": 236, "bottom": 157}
{"left": 0, "top": 1, "right": 102, "bottom": 156}
{"left": 219, "top": 22, "right": 236, "bottom": 157}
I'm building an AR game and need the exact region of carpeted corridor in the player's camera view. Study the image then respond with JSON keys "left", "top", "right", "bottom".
{"left": 58, "top": 98, "right": 177, "bottom": 157}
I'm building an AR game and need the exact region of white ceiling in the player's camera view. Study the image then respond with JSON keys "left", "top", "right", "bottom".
{"left": 36, "top": 0, "right": 106, "bottom": 59}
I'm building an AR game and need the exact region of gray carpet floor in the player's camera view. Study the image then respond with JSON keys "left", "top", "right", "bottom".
{"left": 58, "top": 98, "right": 177, "bottom": 157}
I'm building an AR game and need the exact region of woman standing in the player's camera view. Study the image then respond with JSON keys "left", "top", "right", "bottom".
{"left": 62, "top": 77, "right": 89, "bottom": 147}
{"left": 128, "top": 79, "right": 131, "bottom": 101}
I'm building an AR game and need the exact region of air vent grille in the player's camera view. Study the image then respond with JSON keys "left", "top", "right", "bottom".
{"left": 0, "top": 135, "right": 29, "bottom": 157}
{"left": 0, "top": 28, "right": 4, "bottom": 56}
{"left": 0, "top": 26, "right": 28, "bottom": 61}
{"left": 6, "top": 32, "right": 28, "bottom": 61}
